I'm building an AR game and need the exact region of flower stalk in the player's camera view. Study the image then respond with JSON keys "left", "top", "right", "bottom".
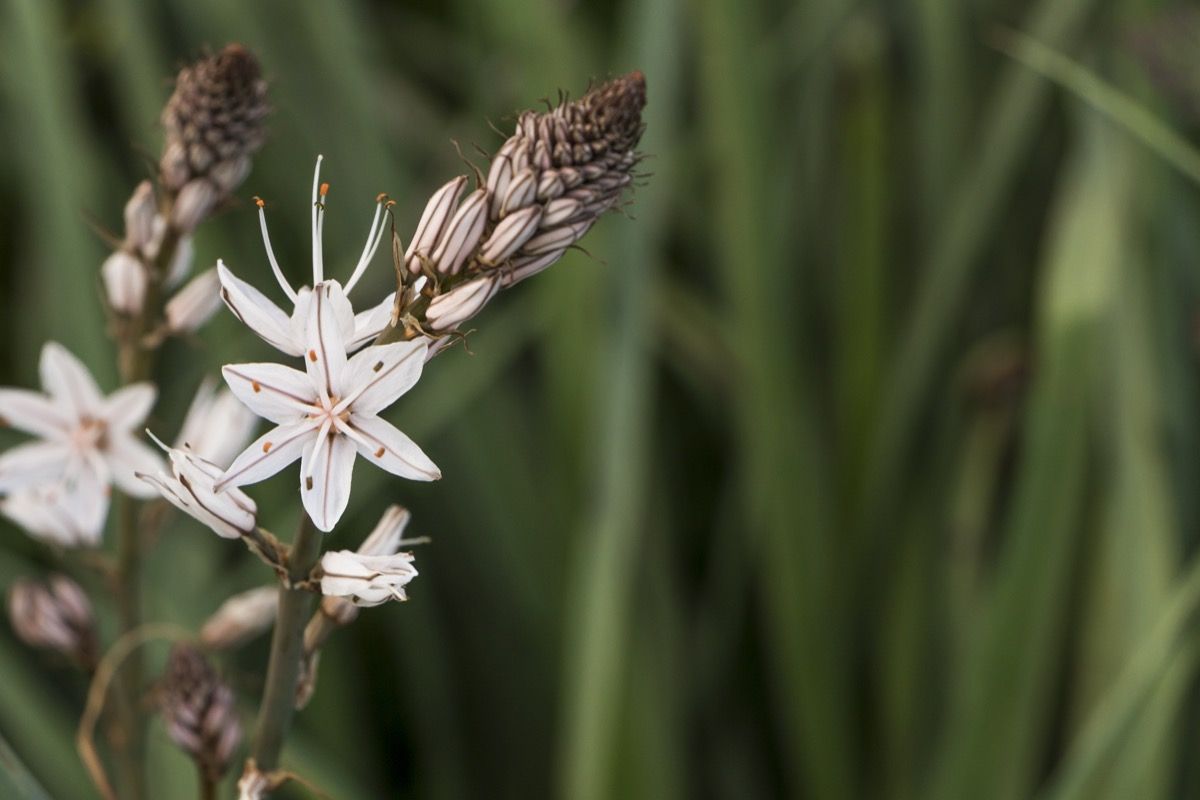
{"left": 250, "top": 516, "right": 323, "bottom": 771}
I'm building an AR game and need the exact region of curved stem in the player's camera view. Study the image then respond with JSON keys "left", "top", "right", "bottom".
{"left": 251, "top": 516, "right": 323, "bottom": 771}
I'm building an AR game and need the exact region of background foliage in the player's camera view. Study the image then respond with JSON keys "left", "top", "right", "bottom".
{"left": 2, "top": 0, "right": 1200, "bottom": 798}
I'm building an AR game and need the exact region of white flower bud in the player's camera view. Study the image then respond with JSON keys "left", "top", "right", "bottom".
{"left": 200, "top": 586, "right": 278, "bottom": 650}
{"left": 430, "top": 188, "right": 488, "bottom": 275}
{"left": 124, "top": 181, "right": 158, "bottom": 253}
{"left": 486, "top": 138, "right": 522, "bottom": 220}
{"left": 166, "top": 268, "right": 222, "bottom": 333}
{"left": 176, "top": 378, "right": 258, "bottom": 467}
{"left": 478, "top": 205, "right": 543, "bottom": 265}
{"left": 319, "top": 550, "right": 417, "bottom": 607}
{"left": 171, "top": 178, "right": 218, "bottom": 233}
{"left": 210, "top": 156, "right": 251, "bottom": 194}
{"left": 161, "top": 141, "right": 190, "bottom": 191}
{"left": 542, "top": 197, "right": 584, "bottom": 227}
{"left": 101, "top": 251, "right": 148, "bottom": 315}
{"left": 425, "top": 275, "right": 499, "bottom": 331}
{"left": 406, "top": 175, "right": 467, "bottom": 273}
{"left": 500, "top": 251, "right": 559, "bottom": 288}
{"left": 521, "top": 220, "right": 591, "bottom": 256}
{"left": 138, "top": 438, "right": 257, "bottom": 540}
{"left": 499, "top": 168, "right": 536, "bottom": 217}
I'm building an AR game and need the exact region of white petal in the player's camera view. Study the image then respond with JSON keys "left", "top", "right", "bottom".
{"left": 217, "top": 420, "right": 316, "bottom": 490}
{"left": 171, "top": 449, "right": 257, "bottom": 537}
{"left": 347, "top": 292, "right": 396, "bottom": 351}
{"left": 0, "top": 389, "right": 70, "bottom": 438}
{"left": 99, "top": 383, "right": 156, "bottom": 432}
{"left": 39, "top": 343, "right": 103, "bottom": 418}
{"left": 105, "top": 435, "right": 163, "bottom": 498}
{"left": 222, "top": 363, "right": 316, "bottom": 425}
{"left": 218, "top": 262, "right": 304, "bottom": 357}
{"left": 341, "top": 339, "right": 428, "bottom": 416}
{"left": 0, "top": 441, "right": 69, "bottom": 492}
{"left": 358, "top": 505, "right": 411, "bottom": 556}
{"left": 1, "top": 487, "right": 89, "bottom": 547}
{"left": 56, "top": 466, "right": 110, "bottom": 546}
{"left": 300, "top": 432, "right": 356, "bottom": 532}
{"left": 176, "top": 379, "right": 259, "bottom": 467}
{"left": 299, "top": 282, "right": 350, "bottom": 400}
{"left": 344, "top": 414, "right": 439, "bottom": 481}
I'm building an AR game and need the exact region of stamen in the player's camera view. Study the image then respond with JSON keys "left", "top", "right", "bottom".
{"left": 343, "top": 197, "right": 388, "bottom": 295}
{"left": 305, "top": 418, "right": 334, "bottom": 480}
{"left": 311, "top": 155, "right": 325, "bottom": 285}
{"left": 254, "top": 205, "right": 298, "bottom": 302}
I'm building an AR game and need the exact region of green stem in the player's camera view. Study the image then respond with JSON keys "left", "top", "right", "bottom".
{"left": 250, "top": 516, "right": 323, "bottom": 771}
{"left": 198, "top": 769, "right": 216, "bottom": 800}
{"left": 109, "top": 222, "right": 182, "bottom": 800}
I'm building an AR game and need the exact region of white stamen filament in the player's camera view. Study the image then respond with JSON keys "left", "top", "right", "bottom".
{"left": 343, "top": 200, "right": 388, "bottom": 295}
{"left": 305, "top": 417, "right": 334, "bottom": 480}
{"left": 255, "top": 208, "right": 298, "bottom": 302}
{"left": 311, "top": 155, "right": 325, "bottom": 285}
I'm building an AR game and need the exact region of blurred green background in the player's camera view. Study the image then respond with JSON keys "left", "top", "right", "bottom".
{"left": 4, "top": 0, "right": 1200, "bottom": 798}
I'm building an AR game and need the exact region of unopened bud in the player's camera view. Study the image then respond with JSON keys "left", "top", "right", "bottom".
{"left": 425, "top": 275, "right": 500, "bottom": 332}
{"left": 295, "top": 650, "right": 320, "bottom": 710}
{"left": 172, "top": 179, "right": 218, "bottom": 234}
{"left": 160, "top": 645, "right": 242, "bottom": 783}
{"left": 318, "top": 550, "right": 418, "bottom": 607}
{"left": 406, "top": 176, "right": 466, "bottom": 273}
{"left": 101, "top": 251, "right": 148, "bottom": 315}
{"left": 430, "top": 189, "right": 488, "bottom": 276}
{"left": 478, "top": 205, "right": 543, "bottom": 264}
{"left": 123, "top": 181, "right": 158, "bottom": 253}
{"left": 199, "top": 586, "right": 278, "bottom": 650}
{"left": 166, "top": 268, "right": 222, "bottom": 333}
{"left": 7, "top": 575, "right": 97, "bottom": 667}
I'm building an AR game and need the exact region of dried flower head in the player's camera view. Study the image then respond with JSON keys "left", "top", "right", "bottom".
{"left": 6, "top": 575, "right": 97, "bottom": 667}
{"left": 389, "top": 71, "right": 647, "bottom": 339}
{"left": 160, "top": 645, "right": 243, "bottom": 783}
{"left": 160, "top": 44, "right": 270, "bottom": 231}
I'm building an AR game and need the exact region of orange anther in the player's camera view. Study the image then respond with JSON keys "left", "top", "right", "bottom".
{"left": 308, "top": 350, "right": 318, "bottom": 362}
{"left": 253, "top": 196, "right": 265, "bottom": 208}
{"left": 251, "top": 381, "right": 262, "bottom": 393}
{"left": 320, "top": 182, "right": 330, "bottom": 197}
{"left": 262, "top": 441, "right": 273, "bottom": 453}
{"left": 374, "top": 447, "right": 385, "bottom": 458}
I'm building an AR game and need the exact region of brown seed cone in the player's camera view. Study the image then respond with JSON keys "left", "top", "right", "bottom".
{"left": 159, "top": 44, "right": 270, "bottom": 230}
{"left": 159, "top": 645, "right": 243, "bottom": 783}
{"left": 393, "top": 71, "right": 647, "bottom": 339}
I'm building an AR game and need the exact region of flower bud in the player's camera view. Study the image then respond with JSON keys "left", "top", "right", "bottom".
{"left": 101, "top": 251, "right": 148, "bottom": 315}
{"left": 160, "top": 645, "right": 242, "bottom": 784}
{"left": 166, "top": 268, "right": 222, "bottom": 333}
{"left": 199, "top": 586, "right": 278, "bottom": 650}
{"left": 425, "top": 276, "right": 500, "bottom": 332}
{"left": 430, "top": 188, "right": 488, "bottom": 275}
{"left": 478, "top": 205, "right": 543, "bottom": 265}
{"left": 138, "top": 437, "right": 257, "bottom": 540}
{"left": 521, "top": 220, "right": 592, "bottom": 256}
{"left": 319, "top": 550, "right": 417, "bottom": 607}
{"left": 406, "top": 176, "right": 466, "bottom": 274}
{"left": 123, "top": 181, "right": 157, "bottom": 253}
{"left": 7, "top": 575, "right": 97, "bottom": 667}
{"left": 176, "top": 379, "right": 259, "bottom": 468}
{"left": 171, "top": 178, "right": 218, "bottom": 234}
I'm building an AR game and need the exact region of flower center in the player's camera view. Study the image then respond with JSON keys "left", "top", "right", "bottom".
{"left": 71, "top": 416, "right": 108, "bottom": 453}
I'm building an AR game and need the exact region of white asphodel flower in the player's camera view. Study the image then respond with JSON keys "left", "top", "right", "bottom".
{"left": 137, "top": 433, "right": 257, "bottom": 540}
{"left": 217, "top": 155, "right": 396, "bottom": 357}
{"left": 319, "top": 549, "right": 417, "bottom": 606}
{"left": 0, "top": 342, "right": 162, "bottom": 544}
{"left": 217, "top": 282, "right": 440, "bottom": 532}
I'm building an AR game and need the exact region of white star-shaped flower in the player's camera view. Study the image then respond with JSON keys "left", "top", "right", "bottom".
{"left": 216, "top": 155, "right": 396, "bottom": 357}
{"left": 218, "top": 280, "right": 439, "bottom": 532}
{"left": 0, "top": 342, "right": 162, "bottom": 544}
